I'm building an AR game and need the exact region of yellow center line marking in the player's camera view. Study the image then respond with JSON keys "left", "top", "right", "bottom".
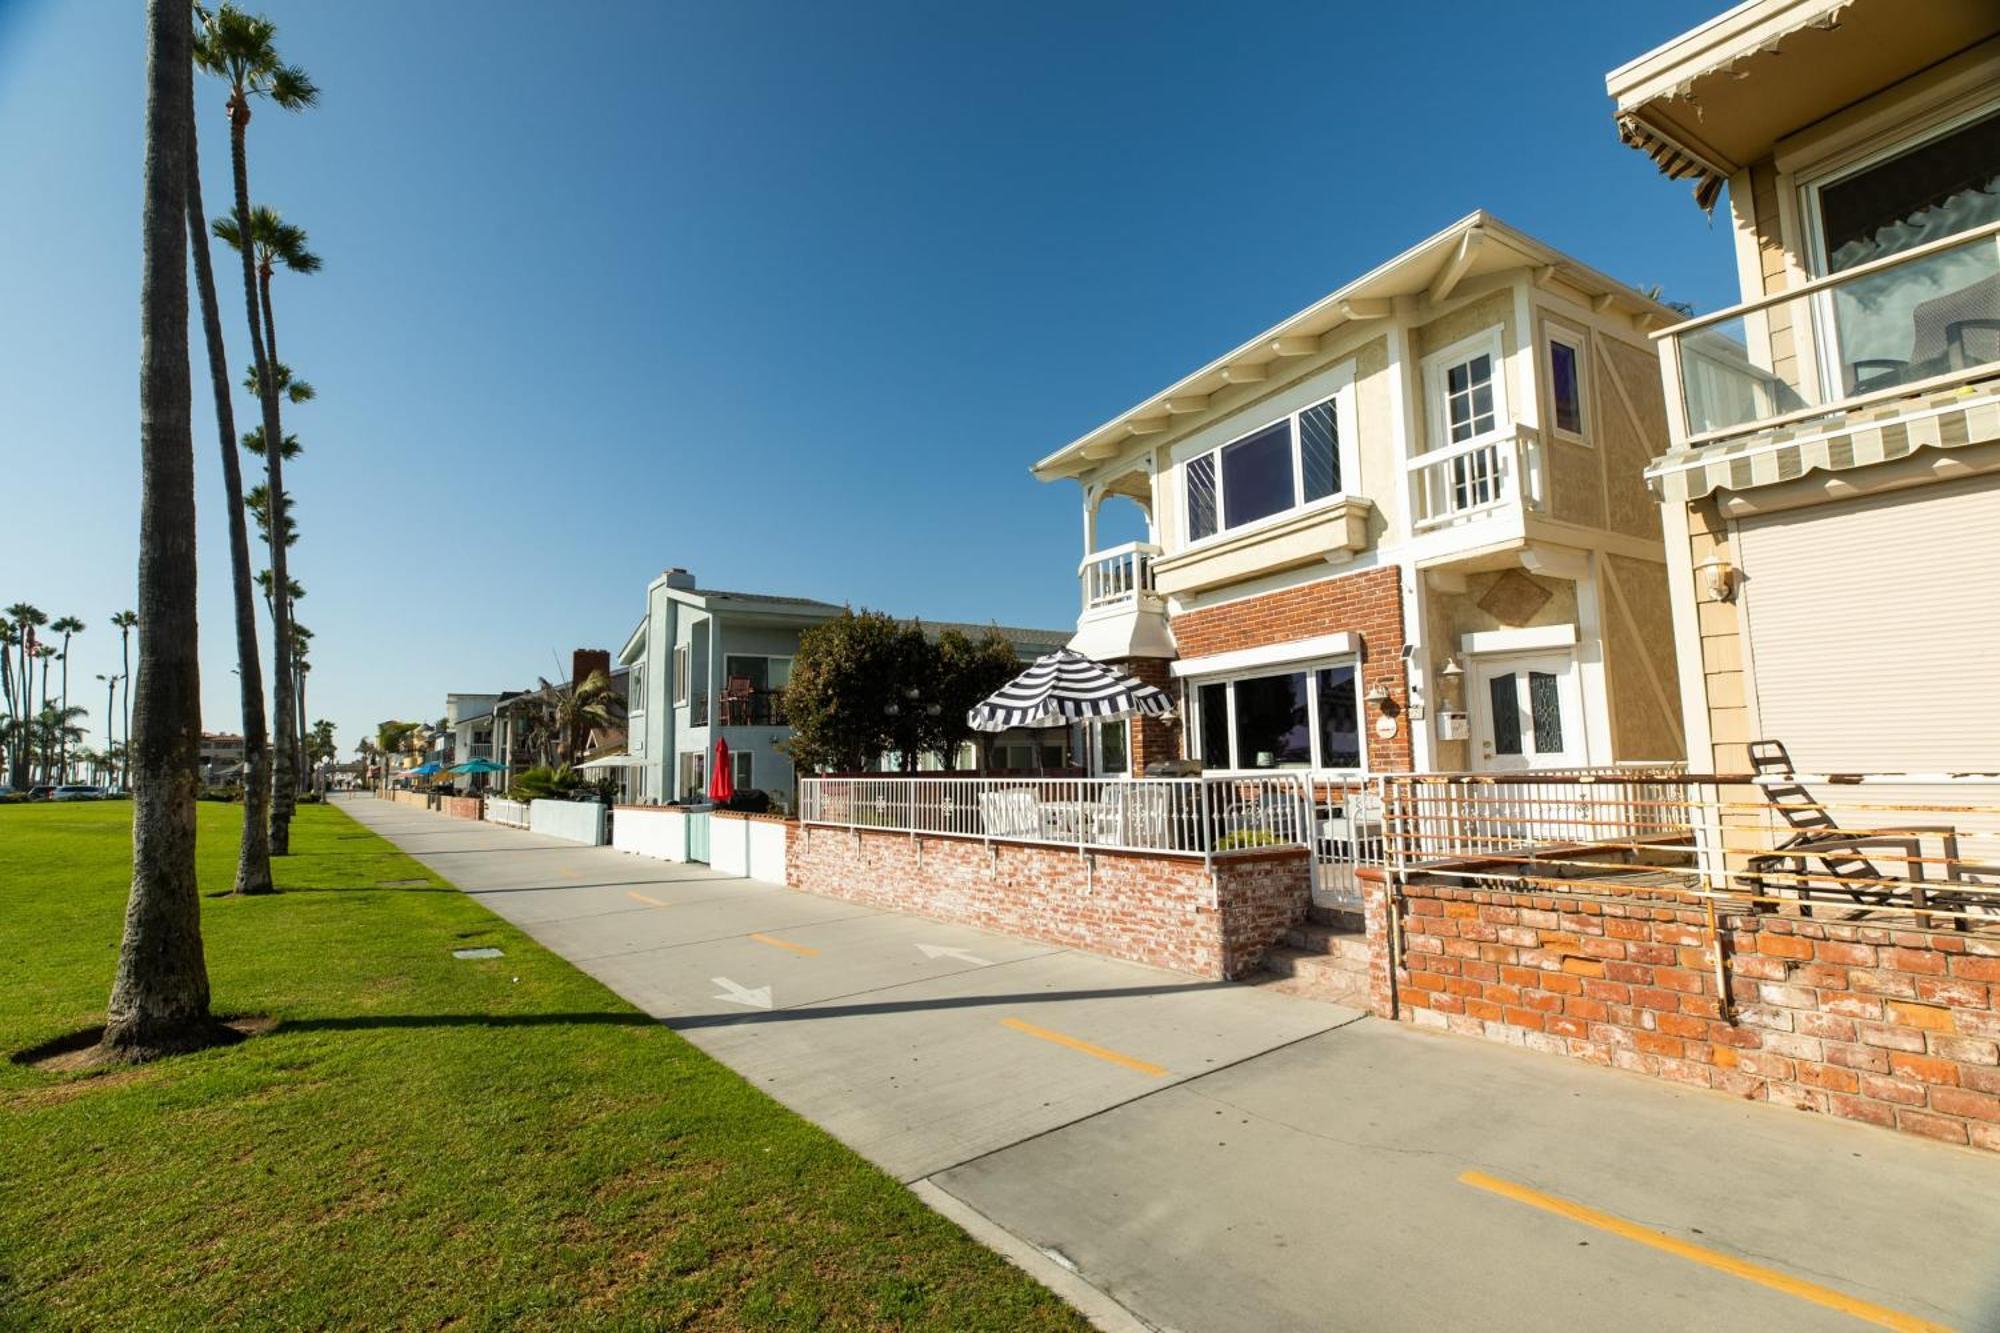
{"left": 625, "top": 891, "right": 666, "bottom": 907}
{"left": 1458, "top": 1171, "right": 1949, "bottom": 1333}
{"left": 1000, "top": 1018, "right": 1167, "bottom": 1077}
{"left": 748, "top": 933, "right": 819, "bottom": 957}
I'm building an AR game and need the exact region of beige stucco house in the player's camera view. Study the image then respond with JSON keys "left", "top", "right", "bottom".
{"left": 1033, "top": 213, "right": 1686, "bottom": 780}
{"left": 1608, "top": 0, "right": 2000, "bottom": 777}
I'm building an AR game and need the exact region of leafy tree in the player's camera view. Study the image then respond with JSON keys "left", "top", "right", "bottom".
{"left": 196, "top": 1, "right": 317, "bottom": 855}
{"left": 781, "top": 611, "right": 932, "bottom": 774}
{"left": 101, "top": 0, "right": 217, "bottom": 1061}
{"left": 924, "top": 628, "right": 1022, "bottom": 771}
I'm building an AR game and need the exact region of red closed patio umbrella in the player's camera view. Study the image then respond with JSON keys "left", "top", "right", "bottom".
{"left": 709, "top": 737, "right": 734, "bottom": 803}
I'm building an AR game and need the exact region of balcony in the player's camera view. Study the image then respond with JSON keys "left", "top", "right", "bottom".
{"left": 1071, "top": 542, "right": 1174, "bottom": 660}
{"left": 1407, "top": 424, "right": 1543, "bottom": 549}
{"left": 719, "top": 689, "right": 788, "bottom": 727}
{"left": 1662, "top": 221, "right": 2000, "bottom": 447}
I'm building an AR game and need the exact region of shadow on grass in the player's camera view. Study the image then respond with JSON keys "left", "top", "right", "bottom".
{"left": 279, "top": 1012, "right": 657, "bottom": 1033}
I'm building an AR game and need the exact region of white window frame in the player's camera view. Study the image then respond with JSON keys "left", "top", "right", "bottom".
{"left": 1187, "top": 656, "right": 1366, "bottom": 776}
{"left": 1178, "top": 364, "right": 1358, "bottom": 550}
{"left": 672, "top": 644, "right": 689, "bottom": 705}
{"left": 1543, "top": 324, "right": 1590, "bottom": 446}
{"left": 732, "top": 748, "right": 753, "bottom": 791}
{"left": 1420, "top": 326, "right": 1509, "bottom": 456}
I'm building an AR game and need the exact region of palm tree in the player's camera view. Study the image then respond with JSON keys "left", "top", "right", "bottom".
{"left": 110, "top": 609, "right": 137, "bottom": 787}
{"left": 96, "top": 672, "right": 118, "bottom": 754}
{"left": 195, "top": 1, "right": 315, "bottom": 857}
{"left": 49, "top": 616, "right": 83, "bottom": 779}
{"left": 183, "top": 32, "right": 273, "bottom": 893}
{"left": 541, "top": 669, "right": 626, "bottom": 766}
{"left": 102, "top": 0, "right": 216, "bottom": 1062}
{"left": 0, "top": 614, "right": 21, "bottom": 786}
{"left": 35, "top": 705, "right": 89, "bottom": 777}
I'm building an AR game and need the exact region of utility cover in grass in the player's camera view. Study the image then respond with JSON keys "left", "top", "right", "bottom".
{"left": 452, "top": 947, "right": 503, "bottom": 960}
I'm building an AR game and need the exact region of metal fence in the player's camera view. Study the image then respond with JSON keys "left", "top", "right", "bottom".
{"left": 798, "top": 773, "right": 1317, "bottom": 862}
{"left": 1379, "top": 771, "right": 2000, "bottom": 930}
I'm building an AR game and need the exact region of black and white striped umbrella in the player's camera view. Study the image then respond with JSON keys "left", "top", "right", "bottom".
{"left": 967, "top": 649, "right": 1175, "bottom": 733}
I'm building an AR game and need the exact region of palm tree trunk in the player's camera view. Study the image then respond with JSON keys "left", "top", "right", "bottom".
{"left": 227, "top": 93, "right": 297, "bottom": 855}
{"left": 120, "top": 628, "right": 132, "bottom": 789}
{"left": 103, "top": 0, "right": 215, "bottom": 1060}
{"left": 57, "top": 640, "right": 70, "bottom": 780}
{"left": 187, "top": 80, "right": 273, "bottom": 895}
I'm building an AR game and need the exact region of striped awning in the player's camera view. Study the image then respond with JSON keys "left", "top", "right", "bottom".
{"left": 1615, "top": 115, "right": 1725, "bottom": 214}
{"left": 1647, "top": 381, "right": 2000, "bottom": 504}
{"left": 967, "top": 649, "right": 1175, "bottom": 733}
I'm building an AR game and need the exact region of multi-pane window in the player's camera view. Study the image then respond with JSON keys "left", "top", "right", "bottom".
{"left": 1193, "top": 664, "right": 1362, "bottom": 771}
{"left": 1443, "top": 352, "right": 1497, "bottom": 442}
{"left": 732, "top": 749, "right": 754, "bottom": 792}
{"left": 1432, "top": 340, "right": 1503, "bottom": 511}
{"left": 1184, "top": 389, "right": 1346, "bottom": 543}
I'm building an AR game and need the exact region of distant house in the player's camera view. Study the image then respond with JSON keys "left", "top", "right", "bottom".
{"left": 198, "top": 731, "right": 245, "bottom": 785}
{"left": 618, "top": 568, "right": 1081, "bottom": 806}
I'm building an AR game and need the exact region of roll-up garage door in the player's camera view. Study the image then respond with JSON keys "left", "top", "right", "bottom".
{"left": 1735, "top": 472, "right": 2000, "bottom": 774}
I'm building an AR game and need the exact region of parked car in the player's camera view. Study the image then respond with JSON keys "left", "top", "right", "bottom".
{"left": 51, "top": 785, "right": 106, "bottom": 801}
{"left": 27, "top": 785, "right": 57, "bottom": 801}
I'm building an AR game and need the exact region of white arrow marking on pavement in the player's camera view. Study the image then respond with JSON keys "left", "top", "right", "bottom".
{"left": 917, "top": 943, "right": 993, "bottom": 966}
{"left": 711, "top": 976, "right": 772, "bottom": 1009}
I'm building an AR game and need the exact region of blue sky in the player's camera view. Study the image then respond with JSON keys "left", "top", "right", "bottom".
{"left": 0, "top": 0, "right": 1733, "bottom": 757}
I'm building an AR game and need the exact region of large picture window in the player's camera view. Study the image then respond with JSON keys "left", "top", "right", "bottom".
{"left": 1193, "top": 663, "right": 1363, "bottom": 771}
{"left": 1184, "top": 384, "right": 1349, "bottom": 543}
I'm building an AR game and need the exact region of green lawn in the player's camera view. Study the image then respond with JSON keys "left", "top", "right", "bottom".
{"left": 0, "top": 801, "right": 1083, "bottom": 1329}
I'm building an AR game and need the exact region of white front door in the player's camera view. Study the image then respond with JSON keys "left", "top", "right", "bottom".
{"left": 1473, "top": 653, "right": 1583, "bottom": 772}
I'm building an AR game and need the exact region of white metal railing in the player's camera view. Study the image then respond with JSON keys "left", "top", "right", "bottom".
{"left": 1381, "top": 771, "right": 2000, "bottom": 930}
{"left": 485, "top": 797, "right": 530, "bottom": 828}
{"left": 1660, "top": 220, "right": 2000, "bottom": 445}
{"left": 1409, "top": 425, "right": 1542, "bottom": 531}
{"left": 799, "top": 773, "right": 1315, "bottom": 862}
{"left": 1079, "top": 542, "right": 1162, "bottom": 612}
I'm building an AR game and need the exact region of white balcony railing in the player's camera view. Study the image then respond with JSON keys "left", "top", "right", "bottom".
{"left": 1408, "top": 425, "right": 1542, "bottom": 531}
{"left": 1661, "top": 219, "right": 2000, "bottom": 446}
{"left": 1079, "top": 541, "right": 1161, "bottom": 612}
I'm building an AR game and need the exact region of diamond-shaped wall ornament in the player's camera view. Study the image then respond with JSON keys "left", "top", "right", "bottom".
{"left": 1476, "top": 570, "right": 1553, "bottom": 625}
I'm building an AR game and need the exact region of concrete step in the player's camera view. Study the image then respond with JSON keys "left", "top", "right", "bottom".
{"left": 1307, "top": 905, "right": 1365, "bottom": 930}
{"left": 1255, "top": 946, "right": 1372, "bottom": 1007}
{"left": 1282, "top": 923, "right": 1372, "bottom": 964}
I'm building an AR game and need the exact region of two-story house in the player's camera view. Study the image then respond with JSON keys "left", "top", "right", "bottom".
{"left": 1034, "top": 212, "right": 1687, "bottom": 779}
{"left": 1608, "top": 0, "right": 2000, "bottom": 777}
{"left": 620, "top": 568, "right": 1085, "bottom": 805}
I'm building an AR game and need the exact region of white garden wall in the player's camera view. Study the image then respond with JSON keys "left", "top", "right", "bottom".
{"left": 529, "top": 799, "right": 607, "bottom": 845}
{"left": 612, "top": 806, "right": 688, "bottom": 862}
{"left": 712, "top": 813, "right": 787, "bottom": 883}
{"left": 485, "top": 797, "right": 530, "bottom": 828}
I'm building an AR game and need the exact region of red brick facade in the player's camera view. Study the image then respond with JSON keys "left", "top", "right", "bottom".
{"left": 785, "top": 823, "right": 1311, "bottom": 978}
{"left": 1110, "top": 655, "right": 1180, "bottom": 777}
{"left": 1383, "top": 877, "right": 2000, "bottom": 1152}
{"left": 1169, "top": 566, "right": 1410, "bottom": 772}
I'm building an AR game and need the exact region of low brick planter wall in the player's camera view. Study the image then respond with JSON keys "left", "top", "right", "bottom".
{"left": 386, "top": 789, "right": 432, "bottom": 810}
{"left": 1386, "top": 879, "right": 2000, "bottom": 1151}
{"left": 785, "top": 824, "right": 1309, "bottom": 979}
{"left": 439, "top": 795, "right": 482, "bottom": 821}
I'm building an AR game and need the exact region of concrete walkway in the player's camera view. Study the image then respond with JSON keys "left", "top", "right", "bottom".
{"left": 340, "top": 797, "right": 2000, "bottom": 1332}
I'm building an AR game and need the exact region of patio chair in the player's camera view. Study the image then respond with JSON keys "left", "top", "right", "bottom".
{"left": 1740, "top": 740, "right": 1961, "bottom": 921}
{"left": 978, "top": 788, "right": 1044, "bottom": 840}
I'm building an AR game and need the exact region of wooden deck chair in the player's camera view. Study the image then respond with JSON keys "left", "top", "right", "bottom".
{"left": 1741, "top": 740, "right": 1956, "bottom": 919}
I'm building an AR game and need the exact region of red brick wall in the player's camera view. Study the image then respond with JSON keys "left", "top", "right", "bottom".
{"left": 1388, "top": 880, "right": 2000, "bottom": 1152}
{"left": 440, "top": 795, "right": 482, "bottom": 820}
{"left": 785, "top": 824, "right": 1309, "bottom": 978}
{"left": 1169, "top": 567, "right": 1409, "bottom": 771}
{"left": 1112, "top": 656, "right": 1180, "bottom": 776}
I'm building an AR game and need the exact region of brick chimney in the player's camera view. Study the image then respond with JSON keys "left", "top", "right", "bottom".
{"left": 571, "top": 648, "right": 611, "bottom": 688}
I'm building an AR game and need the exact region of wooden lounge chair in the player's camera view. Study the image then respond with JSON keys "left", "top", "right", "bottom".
{"left": 1740, "top": 740, "right": 1959, "bottom": 921}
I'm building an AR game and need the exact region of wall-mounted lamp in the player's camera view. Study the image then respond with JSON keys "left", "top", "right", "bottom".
{"left": 1695, "top": 555, "right": 1739, "bottom": 604}
{"left": 1364, "top": 682, "right": 1392, "bottom": 708}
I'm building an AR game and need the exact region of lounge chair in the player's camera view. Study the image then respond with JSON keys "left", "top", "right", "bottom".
{"left": 1740, "top": 740, "right": 1961, "bottom": 922}
{"left": 978, "top": 788, "right": 1044, "bottom": 840}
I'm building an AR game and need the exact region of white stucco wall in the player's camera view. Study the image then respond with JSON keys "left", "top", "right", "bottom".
{"left": 529, "top": 799, "right": 607, "bottom": 845}
{"left": 711, "top": 814, "right": 787, "bottom": 882}
{"left": 612, "top": 806, "right": 688, "bottom": 862}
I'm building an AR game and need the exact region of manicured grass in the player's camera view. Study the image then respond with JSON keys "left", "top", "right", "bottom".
{"left": 0, "top": 801, "right": 1084, "bottom": 1329}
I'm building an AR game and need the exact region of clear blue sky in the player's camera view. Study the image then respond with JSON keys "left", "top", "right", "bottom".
{"left": 0, "top": 0, "right": 1734, "bottom": 757}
